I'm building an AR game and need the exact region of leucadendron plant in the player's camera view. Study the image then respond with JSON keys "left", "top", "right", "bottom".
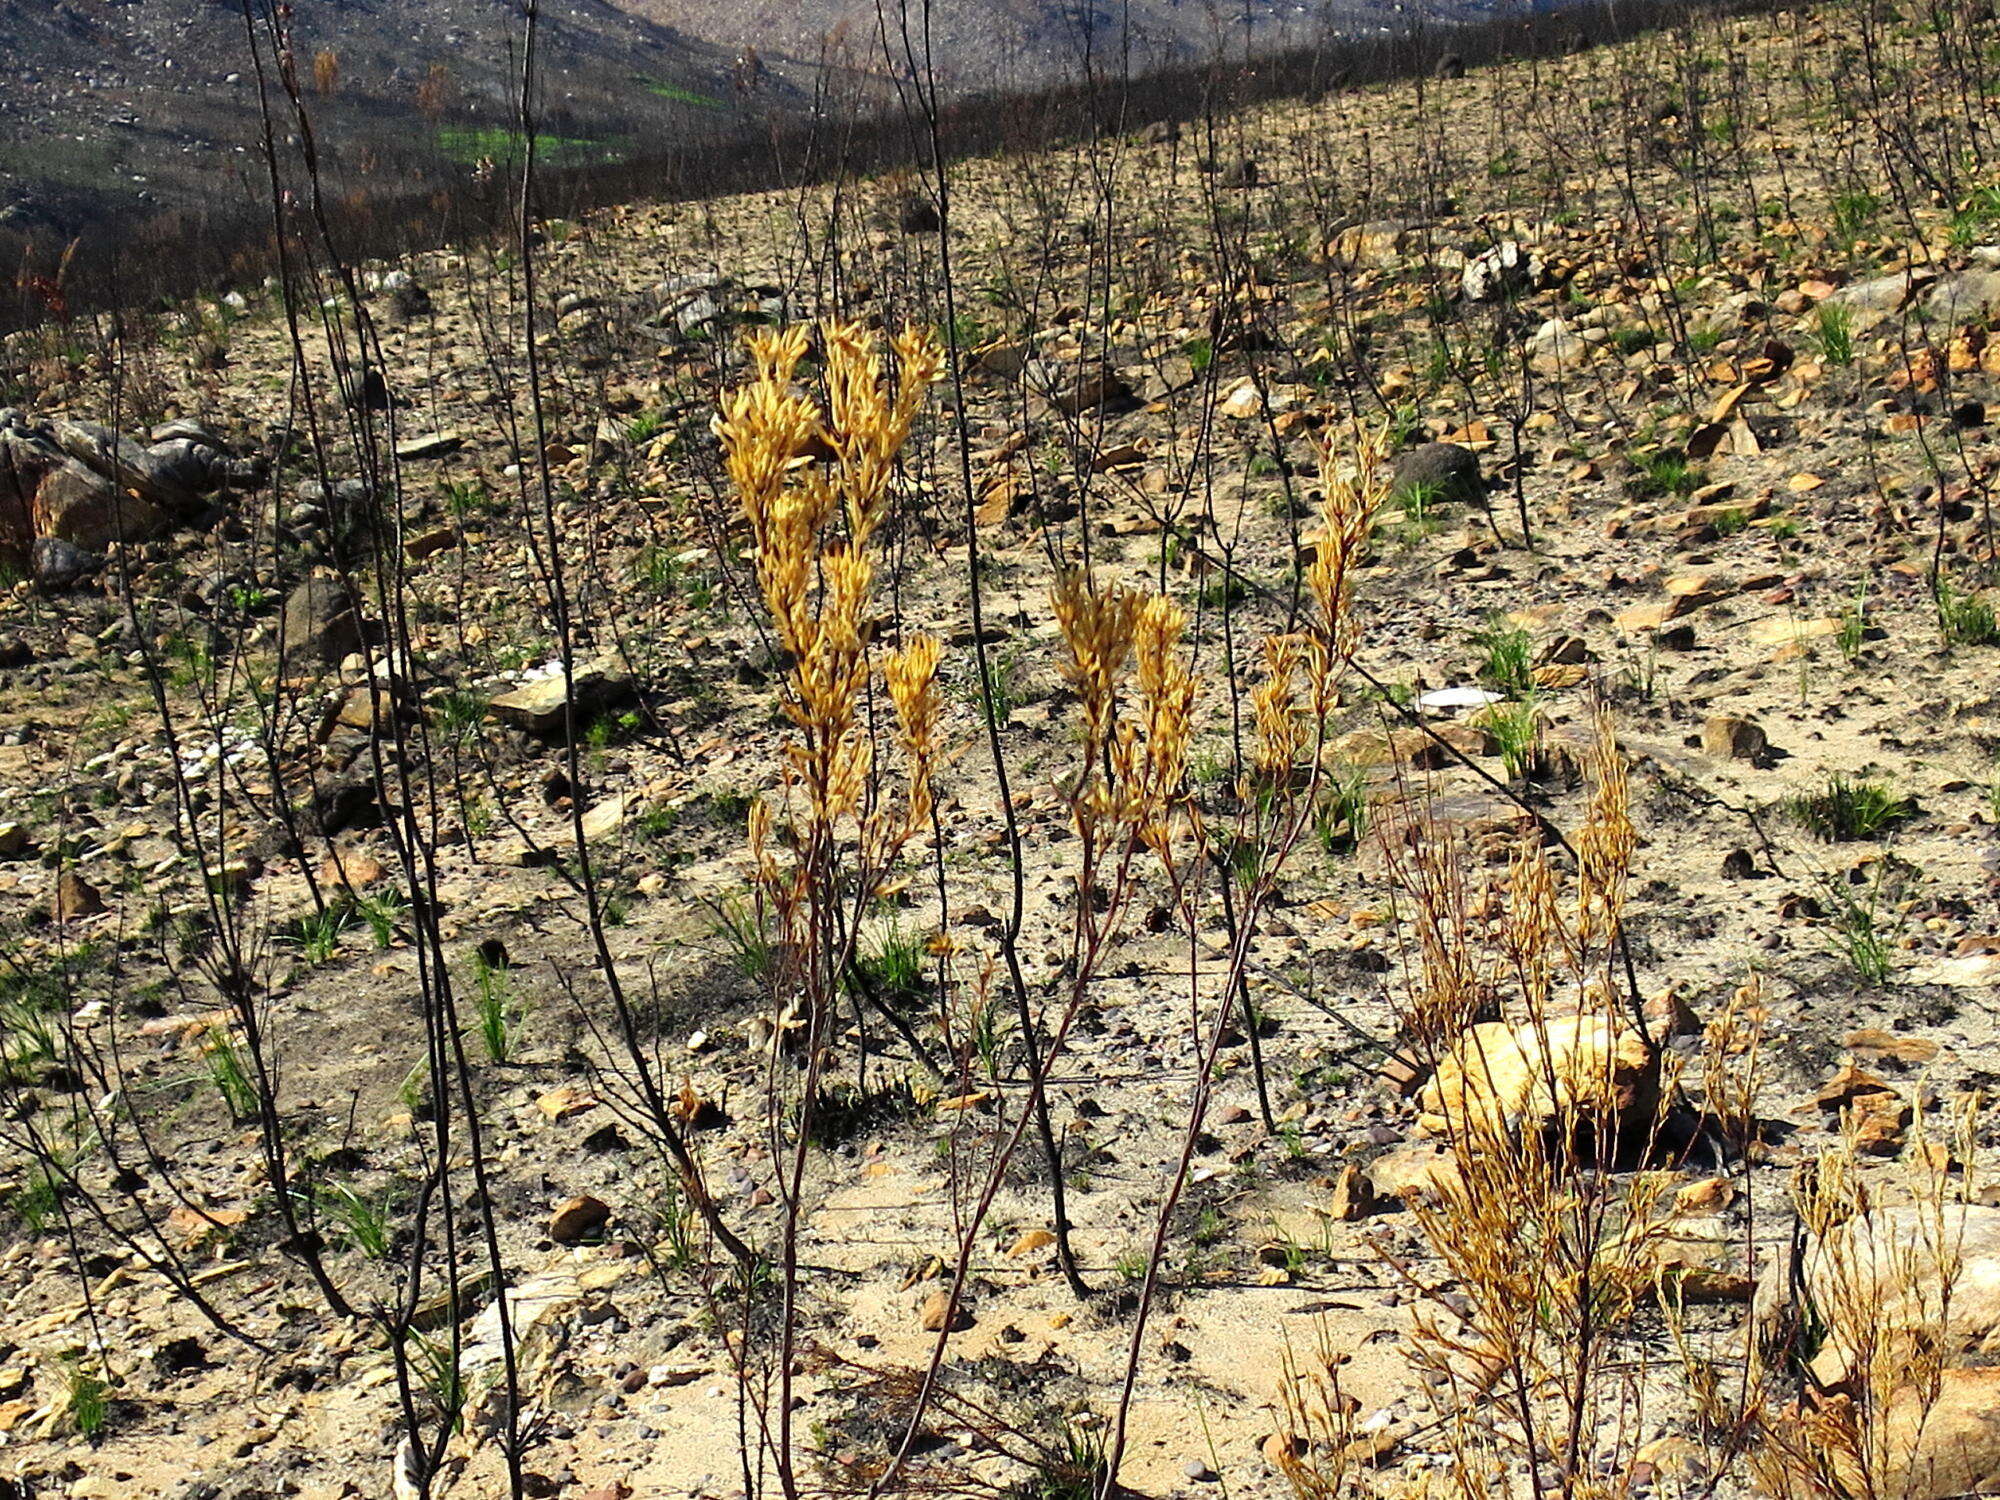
{"left": 714, "top": 318, "right": 947, "bottom": 1497}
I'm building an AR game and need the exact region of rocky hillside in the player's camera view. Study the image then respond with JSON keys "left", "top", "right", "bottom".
{"left": 0, "top": 0, "right": 1460, "bottom": 247}
{"left": 0, "top": 0, "right": 760, "bottom": 241}
{"left": 4, "top": 2, "right": 2000, "bottom": 1499}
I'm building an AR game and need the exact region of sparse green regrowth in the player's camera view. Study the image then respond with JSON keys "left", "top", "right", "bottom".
{"left": 436, "top": 126, "right": 612, "bottom": 166}
{"left": 1317, "top": 764, "right": 1370, "bottom": 854}
{"left": 60, "top": 1356, "right": 109, "bottom": 1439}
{"left": 1471, "top": 614, "right": 1534, "bottom": 698}
{"left": 1790, "top": 774, "right": 1915, "bottom": 841}
{"left": 850, "top": 918, "right": 929, "bottom": 1009}
{"left": 641, "top": 79, "right": 727, "bottom": 110}
{"left": 1936, "top": 577, "right": 2000, "bottom": 646}
{"left": 306, "top": 1180, "right": 395, "bottom": 1259}
{"left": 1818, "top": 864, "right": 1909, "bottom": 985}
{"left": 712, "top": 891, "right": 776, "bottom": 982}
{"left": 359, "top": 890, "right": 406, "bottom": 950}
{"left": 471, "top": 948, "right": 520, "bottom": 1064}
{"left": 1481, "top": 698, "right": 1544, "bottom": 781}
{"left": 1628, "top": 449, "right": 1702, "bottom": 499}
{"left": 1831, "top": 189, "right": 1882, "bottom": 248}
{"left": 1837, "top": 580, "right": 1870, "bottom": 662}
{"left": 1949, "top": 184, "right": 2000, "bottom": 246}
{"left": 204, "top": 1025, "right": 259, "bottom": 1122}
{"left": 400, "top": 1329, "right": 466, "bottom": 1435}
{"left": 285, "top": 899, "right": 357, "bottom": 964}
{"left": 1812, "top": 302, "right": 1855, "bottom": 366}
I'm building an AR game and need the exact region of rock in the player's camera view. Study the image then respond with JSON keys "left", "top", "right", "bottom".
{"left": 1034, "top": 363, "right": 1132, "bottom": 417}
{"left": 487, "top": 658, "right": 635, "bottom": 735}
{"left": 1855, "top": 1368, "right": 2000, "bottom": 1500}
{"left": 312, "top": 775, "right": 382, "bottom": 836}
{"left": 919, "top": 1289, "right": 971, "bottom": 1332}
{"left": 1622, "top": 1207, "right": 1755, "bottom": 1302}
{"left": 282, "top": 572, "right": 365, "bottom": 666}
{"left": 1680, "top": 494, "right": 1768, "bottom": 529}
{"left": 34, "top": 457, "right": 169, "bottom": 551}
{"left": 579, "top": 795, "right": 630, "bottom": 841}
{"left": 1756, "top": 1205, "right": 2000, "bottom": 1461}
{"left": 296, "top": 477, "right": 374, "bottom": 514}
{"left": 1419, "top": 1013, "right": 1658, "bottom": 1141}
{"left": 1635, "top": 1435, "right": 1709, "bottom": 1483}
{"left": 1826, "top": 269, "right": 1916, "bottom": 325}
{"left": 394, "top": 431, "right": 462, "bottom": 462}
{"left": 896, "top": 193, "right": 940, "bottom": 232}
{"left": 1720, "top": 847, "right": 1757, "bottom": 880}
{"left": 0, "top": 823, "right": 29, "bottom": 859}
{"left": 1327, "top": 219, "right": 1420, "bottom": 269}
{"left": 319, "top": 848, "right": 389, "bottom": 889}
{"left": 32, "top": 536, "right": 99, "bottom": 589}
{"left": 1527, "top": 316, "right": 1592, "bottom": 372}
{"left": 1328, "top": 726, "right": 1448, "bottom": 770}
{"left": 1008, "top": 1229, "right": 1057, "bottom": 1257}
{"left": 0, "top": 428, "right": 61, "bottom": 552}
{"left": 1843, "top": 1028, "right": 1939, "bottom": 1066}
{"left": 1924, "top": 267, "right": 2000, "bottom": 325}
{"left": 1391, "top": 442, "right": 1481, "bottom": 507}
{"left": 460, "top": 1267, "right": 596, "bottom": 1435}
{"left": 1701, "top": 715, "right": 1766, "bottom": 761}
{"left": 1462, "top": 241, "right": 1542, "bottom": 303}
{"left": 143, "top": 437, "right": 232, "bottom": 496}
{"left": 548, "top": 1195, "right": 611, "bottom": 1244}
{"left": 53, "top": 870, "right": 105, "bottom": 922}
{"left": 1846, "top": 1089, "right": 1912, "bottom": 1154}
{"left": 1262, "top": 1432, "right": 1309, "bottom": 1469}
{"left": 1324, "top": 1163, "right": 1376, "bottom": 1221}
{"left": 1363, "top": 1143, "right": 1463, "bottom": 1205}
{"left": 1814, "top": 1062, "right": 1896, "bottom": 1112}
{"left": 405, "top": 526, "right": 457, "bottom": 561}
{"left": 326, "top": 682, "right": 402, "bottom": 737}
{"left": 674, "top": 292, "right": 725, "bottom": 335}
{"left": 1218, "top": 381, "right": 1265, "bottom": 419}
{"left": 51, "top": 418, "right": 200, "bottom": 509}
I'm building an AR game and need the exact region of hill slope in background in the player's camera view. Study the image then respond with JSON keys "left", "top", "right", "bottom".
{"left": 0, "top": 0, "right": 1460, "bottom": 243}
{"left": 615, "top": 0, "right": 1363, "bottom": 89}
{"left": 0, "top": 0, "right": 761, "bottom": 240}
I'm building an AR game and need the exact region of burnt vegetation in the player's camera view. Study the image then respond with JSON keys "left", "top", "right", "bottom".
{"left": 2, "top": 0, "right": 2000, "bottom": 1497}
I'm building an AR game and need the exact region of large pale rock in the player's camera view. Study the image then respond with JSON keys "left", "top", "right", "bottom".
{"left": 1701, "top": 715, "right": 1767, "bottom": 761}
{"left": 1364, "top": 1143, "right": 1463, "bottom": 1205}
{"left": 52, "top": 418, "right": 199, "bottom": 509}
{"left": 1924, "top": 268, "right": 2000, "bottom": 326}
{"left": 1419, "top": 1013, "right": 1658, "bottom": 1140}
{"left": 34, "top": 458, "right": 170, "bottom": 551}
{"left": 1826, "top": 270, "right": 1917, "bottom": 327}
{"left": 1755, "top": 1202, "right": 2000, "bottom": 1498}
{"left": 1527, "top": 317, "right": 1594, "bottom": 372}
{"left": 1327, "top": 219, "right": 1422, "bottom": 269}
{"left": 1758, "top": 1205, "right": 2000, "bottom": 1391}
{"left": 487, "top": 658, "right": 635, "bottom": 734}
{"left": 459, "top": 1263, "right": 623, "bottom": 1436}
